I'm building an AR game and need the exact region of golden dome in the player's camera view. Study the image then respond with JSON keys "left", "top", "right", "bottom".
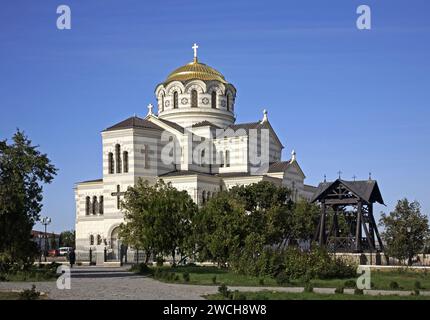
{"left": 165, "top": 59, "right": 227, "bottom": 84}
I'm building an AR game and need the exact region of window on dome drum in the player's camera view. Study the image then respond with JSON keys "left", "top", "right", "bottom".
{"left": 219, "top": 151, "right": 224, "bottom": 167}
{"left": 85, "top": 196, "right": 90, "bottom": 215}
{"left": 90, "top": 235, "right": 94, "bottom": 245}
{"left": 173, "top": 91, "right": 178, "bottom": 109}
{"left": 97, "top": 235, "right": 102, "bottom": 245}
{"left": 115, "top": 144, "right": 122, "bottom": 173}
{"left": 99, "top": 196, "right": 104, "bottom": 214}
{"left": 191, "top": 90, "right": 198, "bottom": 107}
{"left": 123, "top": 151, "right": 129, "bottom": 173}
{"left": 225, "top": 150, "right": 230, "bottom": 167}
{"left": 211, "top": 91, "right": 217, "bottom": 108}
{"left": 92, "top": 196, "right": 98, "bottom": 215}
{"left": 108, "top": 152, "right": 114, "bottom": 174}
{"left": 226, "top": 94, "right": 230, "bottom": 111}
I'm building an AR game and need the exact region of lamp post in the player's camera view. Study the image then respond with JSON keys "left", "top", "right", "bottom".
{"left": 40, "top": 217, "right": 51, "bottom": 262}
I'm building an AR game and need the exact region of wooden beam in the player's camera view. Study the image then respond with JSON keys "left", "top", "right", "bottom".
{"left": 319, "top": 202, "right": 326, "bottom": 245}
{"left": 325, "top": 198, "right": 359, "bottom": 205}
{"left": 355, "top": 201, "right": 362, "bottom": 251}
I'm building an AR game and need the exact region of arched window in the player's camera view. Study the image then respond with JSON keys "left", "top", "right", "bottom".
{"left": 92, "top": 196, "right": 98, "bottom": 215}
{"left": 207, "top": 191, "right": 211, "bottom": 200}
{"left": 201, "top": 149, "right": 205, "bottom": 167}
{"left": 99, "top": 196, "right": 104, "bottom": 214}
{"left": 123, "top": 151, "right": 128, "bottom": 173}
{"left": 226, "top": 94, "right": 230, "bottom": 111}
{"left": 108, "top": 152, "right": 114, "bottom": 174}
{"left": 191, "top": 90, "right": 198, "bottom": 107}
{"left": 173, "top": 91, "right": 178, "bottom": 109}
{"left": 211, "top": 91, "right": 217, "bottom": 109}
{"left": 219, "top": 151, "right": 224, "bottom": 167}
{"left": 115, "top": 144, "right": 122, "bottom": 173}
{"left": 225, "top": 150, "right": 230, "bottom": 167}
{"left": 90, "top": 235, "right": 94, "bottom": 245}
{"left": 97, "top": 235, "right": 102, "bottom": 245}
{"left": 202, "top": 191, "right": 206, "bottom": 204}
{"left": 85, "top": 196, "right": 90, "bottom": 215}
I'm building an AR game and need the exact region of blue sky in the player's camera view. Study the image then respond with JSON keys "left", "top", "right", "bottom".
{"left": 1, "top": 0, "right": 429, "bottom": 233}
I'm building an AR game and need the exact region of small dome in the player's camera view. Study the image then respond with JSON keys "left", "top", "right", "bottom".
{"left": 164, "top": 60, "right": 227, "bottom": 84}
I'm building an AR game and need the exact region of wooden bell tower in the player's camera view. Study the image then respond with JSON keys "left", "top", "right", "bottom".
{"left": 311, "top": 178, "right": 385, "bottom": 253}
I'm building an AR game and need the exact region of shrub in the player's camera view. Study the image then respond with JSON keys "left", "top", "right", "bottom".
{"left": 334, "top": 286, "right": 344, "bottom": 294}
{"left": 211, "top": 276, "right": 217, "bottom": 284}
{"left": 344, "top": 280, "right": 356, "bottom": 288}
{"left": 389, "top": 281, "right": 399, "bottom": 290}
{"left": 413, "top": 289, "right": 420, "bottom": 296}
{"left": 414, "top": 281, "right": 422, "bottom": 289}
{"left": 354, "top": 288, "right": 364, "bottom": 295}
{"left": 155, "top": 256, "right": 164, "bottom": 267}
{"left": 166, "top": 272, "right": 175, "bottom": 281}
{"left": 259, "top": 278, "right": 265, "bottom": 286}
{"left": 304, "top": 283, "right": 313, "bottom": 293}
{"left": 174, "top": 275, "right": 180, "bottom": 281}
{"left": 132, "top": 263, "right": 152, "bottom": 275}
{"left": 19, "top": 285, "right": 40, "bottom": 300}
{"left": 232, "top": 291, "right": 247, "bottom": 300}
{"left": 275, "top": 271, "right": 289, "bottom": 285}
{"left": 218, "top": 284, "right": 230, "bottom": 298}
{"left": 182, "top": 272, "right": 190, "bottom": 282}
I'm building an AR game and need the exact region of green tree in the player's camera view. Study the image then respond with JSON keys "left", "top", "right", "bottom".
{"left": 380, "top": 199, "right": 430, "bottom": 265}
{"left": 59, "top": 230, "right": 75, "bottom": 248}
{"left": 50, "top": 233, "right": 57, "bottom": 250}
{"left": 119, "top": 179, "right": 197, "bottom": 264}
{"left": 0, "top": 130, "right": 57, "bottom": 266}
{"left": 194, "top": 191, "right": 247, "bottom": 266}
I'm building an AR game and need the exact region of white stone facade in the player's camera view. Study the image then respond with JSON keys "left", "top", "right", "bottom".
{"left": 74, "top": 53, "right": 316, "bottom": 260}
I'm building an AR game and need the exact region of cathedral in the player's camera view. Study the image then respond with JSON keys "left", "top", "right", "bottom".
{"left": 74, "top": 45, "right": 316, "bottom": 261}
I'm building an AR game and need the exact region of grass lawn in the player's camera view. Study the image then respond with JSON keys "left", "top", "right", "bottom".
{"left": 0, "top": 292, "right": 22, "bottom": 300}
{"left": 1, "top": 270, "right": 57, "bottom": 282}
{"left": 136, "top": 265, "right": 430, "bottom": 291}
{"left": 205, "top": 291, "right": 430, "bottom": 300}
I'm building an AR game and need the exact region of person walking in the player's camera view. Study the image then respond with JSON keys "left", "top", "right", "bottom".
{"left": 68, "top": 248, "right": 76, "bottom": 268}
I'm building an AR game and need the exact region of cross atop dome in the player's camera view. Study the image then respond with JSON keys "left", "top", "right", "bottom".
{"left": 192, "top": 43, "right": 199, "bottom": 63}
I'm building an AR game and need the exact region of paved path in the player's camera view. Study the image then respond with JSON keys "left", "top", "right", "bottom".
{"left": 0, "top": 266, "right": 429, "bottom": 299}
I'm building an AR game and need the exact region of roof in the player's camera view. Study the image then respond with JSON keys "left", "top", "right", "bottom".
{"left": 311, "top": 179, "right": 384, "bottom": 205}
{"left": 159, "top": 170, "right": 216, "bottom": 178}
{"left": 156, "top": 117, "right": 185, "bottom": 133}
{"left": 268, "top": 161, "right": 292, "bottom": 173}
{"left": 104, "top": 116, "right": 163, "bottom": 132}
{"left": 223, "top": 120, "right": 284, "bottom": 148}
{"left": 164, "top": 60, "right": 227, "bottom": 84}
{"left": 78, "top": 178, "right": 103, "bottom": 184}
{"left": 192, "top": 121, "right": 221, "bottom": 129}
{"left": 228, "top": 121, "right": 262, "bottom": 132}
